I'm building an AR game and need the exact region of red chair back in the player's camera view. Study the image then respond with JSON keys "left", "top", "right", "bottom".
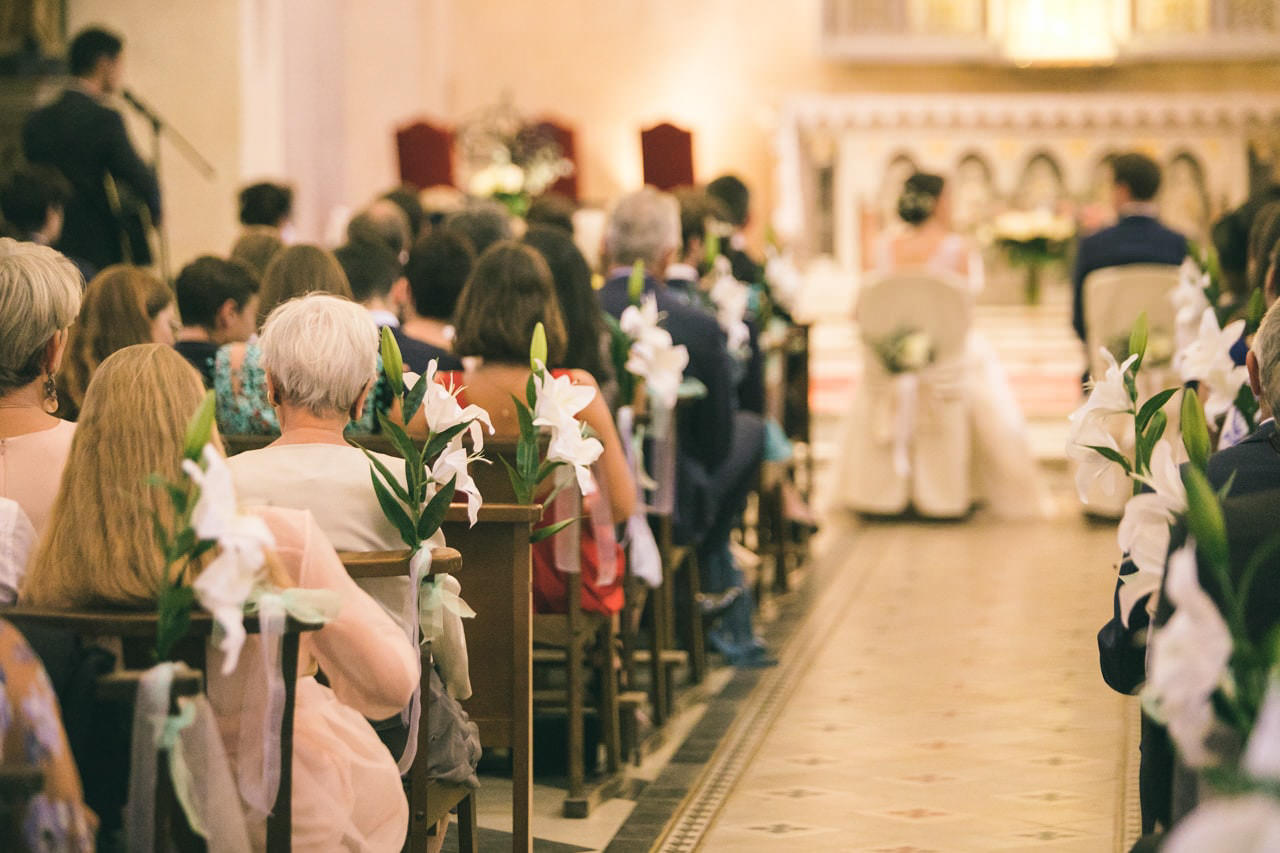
{"left": 396, "top": 119, "right": 455, "bottom": 189}
{"left": 641, "top": 122, "right": 694, "bottom": 191}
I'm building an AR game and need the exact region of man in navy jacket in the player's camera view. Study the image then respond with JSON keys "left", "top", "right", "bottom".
{"left": 1072, "top": 153, "right": 1186, "bottom": 344}
{"left": 599, "top": 188, "right": 769, "bottom": 665}
{"left": 22, "top": 27, "right": 160, "bottom": 271}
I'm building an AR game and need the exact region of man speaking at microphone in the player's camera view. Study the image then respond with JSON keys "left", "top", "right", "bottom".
{"left": 22, "top": 26, "right": 161, "bottom": 272}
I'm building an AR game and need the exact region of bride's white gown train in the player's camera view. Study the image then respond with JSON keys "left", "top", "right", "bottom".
{"left": 839, "top": 234, "right": 1054, "bottom": 519}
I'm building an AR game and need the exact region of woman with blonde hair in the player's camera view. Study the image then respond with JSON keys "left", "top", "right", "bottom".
{"left": 22, "top": 343, "right": 418, "bottom": 849}
{"left": 0, "top": 240, "right": 82, "bottom": 556}
{"left": 213, "top": 244, "right": 397, "bottom": 435}
{"left": 56, "top": 263, "right": 175, "bottom": 420}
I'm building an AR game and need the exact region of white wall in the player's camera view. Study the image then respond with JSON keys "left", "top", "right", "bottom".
{"left": 69, "top": 0, "right": 243, "bottom": 270}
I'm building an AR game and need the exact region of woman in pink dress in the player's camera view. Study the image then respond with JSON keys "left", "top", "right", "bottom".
{"left": 22, "top": 343, "right": 418, "bottom": 851}
{"left": 0, "top": 239, "right": 82, "bottom": 594}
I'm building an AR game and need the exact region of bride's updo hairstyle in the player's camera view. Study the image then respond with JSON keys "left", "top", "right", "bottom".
{"left": 897, "top": 172, "right": 945, "bottom": 226}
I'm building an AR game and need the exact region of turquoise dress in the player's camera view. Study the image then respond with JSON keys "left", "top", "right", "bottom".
{"left": 213, "top": 343, "right": 395, "bottom": 436}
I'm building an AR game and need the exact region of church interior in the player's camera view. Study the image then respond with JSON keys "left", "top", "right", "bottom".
{"left": 2, "top": 1, "right": 1280, "bottom": 851}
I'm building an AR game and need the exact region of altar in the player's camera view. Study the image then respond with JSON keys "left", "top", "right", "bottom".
{"left": 773, "top": 91, "right": 1280, "bottom": 307}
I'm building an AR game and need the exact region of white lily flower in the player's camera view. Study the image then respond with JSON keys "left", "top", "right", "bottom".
{"left": 1067, "top": 349, "right": 1137, "bottom": 442}
{"left": 1172, "top": 259, "right": 1212, "bottom": 353}
{"left": 708, "top": 266, "right": 751, "bottom": 354}
{"left": 431, "top": 436, "right": 485, "bottom": 526}
{"left": 181, "top": 445, "right": 276, "bottom": 673}
{"left": 627, "top": 341, "right": 689, "bottom": 410}
{"left": 546, "top": 424, "right": 604, "bottom": 496}
{"left": 619, "top": 296, "right": 670, "bottom": 353}
{"left": 1175, "top": 307, "right": 1249, "bottom": 420}
{"left": 1162, "top": 795, "right": 1280, "bottom": 852}
{"left": 1244, "top": 681, "right": 1280, "bottom": 780}
{"left": 420, "top": 360, "right": 494, "bottom": 452}
{"left": 532, "top": 365, "right": 596, "bottom": 432}
{"left": 1142, "top": 541, "right": 1233, "bottom": 768}
{"left": 1064, "top": 413, "right": 1131, "bottom": 503}
{"left": 1117, "top": 442, "right": 1186, "bottom": 599}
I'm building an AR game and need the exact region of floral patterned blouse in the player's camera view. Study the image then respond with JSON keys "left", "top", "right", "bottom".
{"left": 212, "top": 343, "right": 396, "bottom": 437}
{"left": 0, "top": 618, "right": 96, "bottom": 851}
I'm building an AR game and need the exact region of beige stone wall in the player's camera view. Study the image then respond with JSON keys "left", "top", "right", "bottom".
{"left": 437, "top": 0, "right": 1280, "bottom": 235}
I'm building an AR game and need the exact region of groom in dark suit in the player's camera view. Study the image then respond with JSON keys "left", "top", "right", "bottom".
{"left": 1072, "top": 153, "right": 1187, "bottom": 344}
{"left": 22, "top": 26, "right": 160, "bottom": 271}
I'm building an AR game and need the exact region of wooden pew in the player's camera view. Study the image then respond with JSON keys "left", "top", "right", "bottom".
{"left": 338, "top": 547, "right": 477, "bottom": 853}
{"left": 467, "top": 448, "right": 622, "bottom": 818}
{"left": 97, "top": 664, "right": 206, "bottom": 851}
{"left": 440, "top": 503, "right": 538, "bottom": 852}
{"left": 1, "top": 609, "right": 316, "bottom": 852}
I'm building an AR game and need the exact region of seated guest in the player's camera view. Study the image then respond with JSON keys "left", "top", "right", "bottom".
{"left": 0, "top": 165, "right": 95, "bottom": 282}
{"left": 443, "top": 200, "right": 511, "bottom": 257}
{"left": 706, "top": 174, "right": 764, "bottom": 286}
{"left": 0, "top": 617, "right": 97, "bottom": 851}
{"left": 446, "top": 241, "right": 635, "bottom": 614}
{"left": 1212, "top": 182, "right": 1280, "bottom": 301}
{"left": 0, "top": 240, "right": 81, "bottom": 541}
{"left": 238, "top": 180, "right": 292, "bottom": 232}
{"left": 173, "top": 256, "right": 260, "bottom": 387}
{"left": 21, "top": 344, "right": 418, "bottom": 850}
{"left": 214, "top": 244, "right": 395, "bottom": 436}
{"left": 599, "top": 188, "right": 769, "bottom": 665}
{"left": 57, "top": 264, "right": 175, "bottom": 420}
{"left": 525, "top": 193, "right": 577, "bottom": 236}
{"left": 347, "top": 199, "right": 412, "bottom": 264}
{"left": 522, "top": 225, "right": 614, "bottom": 395}
{"left": 1246, "top": 200, "right": 1280, "bottom": 296}
{"left": 229, "top": 226, "right": 284, "bottom": 280}
{"left": 381, "top": 186, "right": 428, "bottom": 242}
{"left": 1072, "top": 153, "right": 1187, "bottom": 343}
{"left": 333, "top": 240, "right": 442, "bottom": 373}
{"left": 400, "top": 231, "right": 471, "bottom": 371}
{"left": 419, "top": 185, "right": 465, "bottom": 231}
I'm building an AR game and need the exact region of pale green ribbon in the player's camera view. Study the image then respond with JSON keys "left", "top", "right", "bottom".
{"left": 419, "top": 573, "right": 476, "bottom": 645}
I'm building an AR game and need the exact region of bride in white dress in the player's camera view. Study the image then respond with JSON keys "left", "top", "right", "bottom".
{"left": 841, "top": 172, "right": 1053, "bottom": 519}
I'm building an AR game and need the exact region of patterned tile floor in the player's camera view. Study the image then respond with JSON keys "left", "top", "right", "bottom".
{"left": 696, "top": 475, "right": 1130, "bottom": 852}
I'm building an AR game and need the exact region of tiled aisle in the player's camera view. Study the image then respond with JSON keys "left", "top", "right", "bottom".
{"left": 696, "top": 482, "right": 1132, "bottom": 852}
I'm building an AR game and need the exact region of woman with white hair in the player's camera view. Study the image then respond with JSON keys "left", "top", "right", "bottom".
{"left": 226, "top": 294, "right": 479, "bottom": 853}
{"left": 0, "top": 239, "right": 82, "bottom": 559}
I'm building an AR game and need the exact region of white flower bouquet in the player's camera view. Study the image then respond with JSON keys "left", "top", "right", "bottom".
{"left": 983, "top": 209, "right": 1075, "bottom": 305}
{"left": 459, "top": 104, "right": 573, "bottom": 218}
{"left": 869, "top": 327, "right": 935, "bottom": 375}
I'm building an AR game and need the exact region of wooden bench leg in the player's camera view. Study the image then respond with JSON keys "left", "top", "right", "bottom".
{"left": 456, "top": 793, "right": 478, "bottom": 853}
{"left": 647, "top": 584, "right": 669, "bottom": 726}
{"left": 564, "top": 633, "right": 586, "bottom": 816}
{"left": 682, "top": 551, "right": 706, "bottom": 686}
{"left": 597, "top": 624, "right": 621, "bottom": 774}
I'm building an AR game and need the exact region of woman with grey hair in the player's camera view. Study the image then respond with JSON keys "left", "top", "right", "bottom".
{"left": 226, "top": 294, "right": 479, "bottom": 850}
{"left": 0, "top": 239, "right": 82, "bottom": 555}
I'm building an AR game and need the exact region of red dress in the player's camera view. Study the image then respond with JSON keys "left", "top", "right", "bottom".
{"left": 447, "top": 372, "right": 625, "bottom": 615}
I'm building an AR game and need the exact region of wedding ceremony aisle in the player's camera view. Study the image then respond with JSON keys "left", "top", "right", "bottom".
{"left": 683, "top": 473, "right": 1134, "bottom": 851}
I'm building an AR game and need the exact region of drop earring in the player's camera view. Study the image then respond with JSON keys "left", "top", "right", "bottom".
{"left": 42, "top": 374, "right": 58, "bottom": 414}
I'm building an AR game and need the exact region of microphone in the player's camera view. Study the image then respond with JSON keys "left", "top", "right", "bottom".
{"left": 121, "top": 89, "right": 162, "bottom": 126}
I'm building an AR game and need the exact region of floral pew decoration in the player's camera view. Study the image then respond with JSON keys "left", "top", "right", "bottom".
{"left": 1067, "top": 312, "right": 1280, "bottom": 846}
{"left": 146, "top": 389, "right": 341, "bottom": 846}
{"left": 862, "top": 322, "right": 953, "bottom": 481}
{"left": 604, "top": 263, "right": 690, "bottom": 587}
{"left": 1172, "top": 245, "right": 1267, "bottom": 450}
{"left": 358, "top": 327, "right": 492, "bottom": 771}
{"left": 984, "top": 208, "right": 1075, "bottom": 305}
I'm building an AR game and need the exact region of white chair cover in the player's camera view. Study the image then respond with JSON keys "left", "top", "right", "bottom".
{"left": 1080, "top": 264, "right": 1183, "bottom": 517}
{"left": 841, "top": 271, "right": 973, "bottom": 518}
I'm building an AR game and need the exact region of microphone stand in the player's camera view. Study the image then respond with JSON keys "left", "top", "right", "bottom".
{"left": 121, "top": 91, "right": 216, "bottom": 283}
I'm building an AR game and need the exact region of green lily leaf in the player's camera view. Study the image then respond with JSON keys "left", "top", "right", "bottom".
{"left": 358, "top": 445, "right": 410, "bottom": 503}
{"left": 704, "top": 228, "right": 721, "bottom": 269}
{"left": 380, "top": 326, "right": 404, "bottom": 398}
{"left": 499, "top": 455, "right": 532, "bottom": 505}
{"left": 370, "top": 470, "right": 418, "bottom": 550}
{"left": 154, "top": 584, "right": 196, "bottom": 662}
{"left": 1135, "top": 389, "right": 1177, "bottom": 434}
{"left": 1247, "top": 287, "right": 1267, "bottom": 331}
{"left": 1129, "top": 312, "right": 1149, "bottom": 372}
{"left": 418, "top": 476, "right": 456, "bottom": 540}
{"left": 1143, "top": 409, "right": 1168, "bottom": 450}
{"left": 377, "top": 414, "right": 422, "bottom": 498}
{"left": 422, "top": 422, "right": 469, "bottom": 463}
{"left": 628, "top": 260, "right": 645, "bottom": 306}
{"left": 1183, "top": 465, "right": 1229, "bottom": 573}
{"left": 530, "top": 321, "right": 547, "bottom": 371}
{"left": 1085, "top": 444, "right": 1133, "bottom": 474}
{"left": 183, "top": 390, "right": 216, "bottom": 461}
{"left": 1181, "top": 388, "right": 1211, "bottom": 472}
{"left": 403, "top": 370, "right": 430, "bottom": 423}
{"left": 530, "top": 516, "right": 580, "bottom": 544}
